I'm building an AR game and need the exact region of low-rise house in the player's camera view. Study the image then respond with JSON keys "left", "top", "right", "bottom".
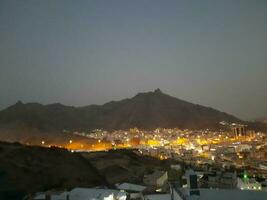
{"left": 204, "top": 171, "right": 237, "bottom": 189}
{"left": 143, "top": 171, "right": 168, "bottom": 188}
{"left": 172, "top": 187, "right": 267, "bottom": 200}
{"left": 32, "top": 191, "right": 69, "bottom": 200}
{"left": 169, "top": 170, "right": 267, "bottom": 200}
{"left": 116, "top": 182, "right": 146, "bottom": 199}
{"left": 235, "top": 144, "right": 252, "bottom": 153}
{"left": 261, "top": 180, "right": 267, "bottom": 192}
{"left": 170, "top": 164, "right": 182, "bottom": 171}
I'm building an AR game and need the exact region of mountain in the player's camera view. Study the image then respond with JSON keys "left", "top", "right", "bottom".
{"left": 0, "top": 89, "right": 265, "bottom": 132}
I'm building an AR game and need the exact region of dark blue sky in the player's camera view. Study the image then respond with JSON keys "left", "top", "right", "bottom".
{"left": 0, "top": 0, "right": 266, "bottom": 119}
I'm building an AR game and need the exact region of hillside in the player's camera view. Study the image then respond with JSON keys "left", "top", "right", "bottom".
{"left": 82, "top": 149, "right": 174, "bottom": 185}
{"left": 0, "top": 142, "right": 174, "bottom": 200}
{"left": 0, "top": 142, "right": 104, "bottom": 200}
{"left": 0, "top": 89, "right": 266, "bottom": 132}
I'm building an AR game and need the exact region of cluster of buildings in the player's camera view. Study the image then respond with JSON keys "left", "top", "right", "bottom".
{"left": 30, "top": 122, "right": 267, "bottom": 199}
{"left": 31, "top": 167, "right": 267, "bottom": 200}
{"left": 69, "top": 123, "right": 267, "bottom": 178}
{"left": 31, "top": 169, "right": 169, "bottom": 200}
{"left": 74, "top": 124, "right": 267, "bottom": 173}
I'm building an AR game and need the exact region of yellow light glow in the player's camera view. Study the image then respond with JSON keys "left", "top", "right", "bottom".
{"left": 147, "top": 139, "right": 160, "bottom": 146}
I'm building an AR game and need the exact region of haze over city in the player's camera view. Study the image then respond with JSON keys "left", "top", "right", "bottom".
{"left": 0, "top": 0, "right": 267, "bottom": 120}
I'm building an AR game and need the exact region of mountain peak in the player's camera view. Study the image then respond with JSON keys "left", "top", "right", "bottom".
{"left": 15, "top": 100, "right": 23, "bottom": 105}
{"left": 134, "top": 89, "right": 164, "bottom": 98}
{"left": 154, "top": 88, "right": 162, "bottom": 93}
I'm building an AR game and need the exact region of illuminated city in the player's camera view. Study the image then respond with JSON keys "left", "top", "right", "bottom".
{"left": 35, "top": 124, "right": 267, "bottom": 177}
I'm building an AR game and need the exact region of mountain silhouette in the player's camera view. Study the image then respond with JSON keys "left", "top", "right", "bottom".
{"left": 0, "top": 89, "right": 265, "bottom": 131}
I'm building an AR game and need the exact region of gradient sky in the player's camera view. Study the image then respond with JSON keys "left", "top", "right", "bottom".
{"left": 0, "top": 0, "right": 266, "bottom": 120}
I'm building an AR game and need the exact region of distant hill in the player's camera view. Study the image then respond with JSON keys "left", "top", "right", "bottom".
{"left": 0, "top": 89, "right": 266, "bottom": 132}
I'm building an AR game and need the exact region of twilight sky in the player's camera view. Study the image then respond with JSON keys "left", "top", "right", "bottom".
{"left": 0, "top": 0, "right": 266, "bottom": 120}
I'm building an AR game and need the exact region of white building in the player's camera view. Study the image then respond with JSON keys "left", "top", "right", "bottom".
{"left": 143, "top": 171, "right": 168, "bottom": 188}
{"left": 33, "top": 188, "right": 127, "bottom": 200}
{"left": 171, "top": 188, "right": 267, "bottom": 200}
{"left": 116, "top": 182, "right": 146, "bottom": 199}
{"left": 237, "top": 177, "right": 261, "bottom": 191}
{"left": 167, "top": 169, "right": 267, "bottom": 200}
{"left": 235, "top": 144, "right": 252, "bottom": 152}
{"left": 168, "top": 171, "right": 267, "bottom": 200}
